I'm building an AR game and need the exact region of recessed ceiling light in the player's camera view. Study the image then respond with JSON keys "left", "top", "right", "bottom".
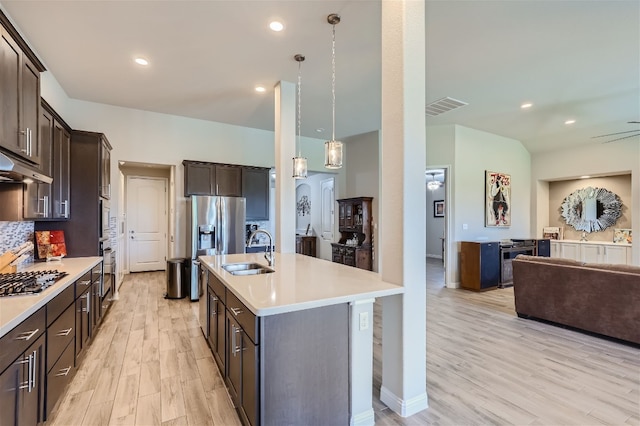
{"left": 255, "top": 86, "right": 266, "bottom": 93}
{"left": 521, "top": 103, "right": 533, "bottom": 109}
{"left": 134, "top": 57, "right": 149, "bottom": 66}
{"left": 269, "top": 21, "right": 284, "bottom": 32}
{"left": 565, "top": 119, "right": 576, "bottom": 125}
{"left": 580, "top": 175, "right": 591, "bottom": 179}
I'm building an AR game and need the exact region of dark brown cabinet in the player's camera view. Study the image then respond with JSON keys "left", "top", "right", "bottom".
{"left": 35, "top": 130, "right": 112, "bottom": 256}
{"left": 242, "top": 167, "right": 269, "bottom": 220}
{"left": 0, "top": 307, "right": 46, "bottom": 426}
{"left": 332, "top": 197, "right": 373, "bottom": 271}
{"left": 460, "top": 241, "right": 500, "bottom": 291}
{"left": 75, "top": 270, "right": 93, "bottom": 363}
{"left": 183, "top": 160, "right": 244, "bottom": 197}
{"left": 208, "top": 273, "right": 226, "bottom": 373}
{"left": 296, "top": 235, "right": 316, "bottom": 257}
{"left": 25, "top": 101, "right": 71, "bottom": 220}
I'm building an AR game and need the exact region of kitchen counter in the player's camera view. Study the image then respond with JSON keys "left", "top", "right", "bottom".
{"left": 0, "top": 256, "right": 102, "bottom": 339}
{"left": 200, "top": 252, "right": 404, "bottom": 316}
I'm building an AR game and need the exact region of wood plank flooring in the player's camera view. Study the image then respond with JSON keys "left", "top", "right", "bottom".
{"left": 47, "top": 259, "right": 640, "bottom": 425}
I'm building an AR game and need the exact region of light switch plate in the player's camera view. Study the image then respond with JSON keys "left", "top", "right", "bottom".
{"left": 359, "top": 312, "right": 369, "bottom": 330}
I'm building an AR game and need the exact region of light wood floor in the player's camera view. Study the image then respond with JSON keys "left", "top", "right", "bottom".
{"left": 48, "top": 259, "right": 640, "bottom": 425}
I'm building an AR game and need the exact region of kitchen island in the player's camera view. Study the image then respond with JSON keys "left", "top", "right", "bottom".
{"left": 199, "top": 252, "right": 404, "bottom": 426}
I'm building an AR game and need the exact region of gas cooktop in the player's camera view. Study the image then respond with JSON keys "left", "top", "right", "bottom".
{"left": 0, "top": 270, "right": 68, "bottom": 297}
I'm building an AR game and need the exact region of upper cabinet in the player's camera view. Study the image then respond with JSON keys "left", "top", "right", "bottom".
{"left": 242, "top": 167, "right": 269, "bottom": 220}
{"left": 0, "top": 13, "right": 46, "bottom": 165}
{"left": 183, "top": 161, "right": 243, "bottom": 198}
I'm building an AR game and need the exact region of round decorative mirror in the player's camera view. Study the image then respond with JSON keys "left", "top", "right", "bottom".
{"left": 560, "top": 186, "right": 622, "bottom": 232}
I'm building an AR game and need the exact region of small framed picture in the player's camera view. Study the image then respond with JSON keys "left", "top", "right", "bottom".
{"left": 434, "top": 200, "right": 445, "bottom": 217}
{"left": 613, "top": 228, "right": 632, "bottom": 244}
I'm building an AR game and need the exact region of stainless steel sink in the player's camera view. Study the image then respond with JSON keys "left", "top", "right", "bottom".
{"left": 222, "top": 262, "right": 274, "bottom": 276}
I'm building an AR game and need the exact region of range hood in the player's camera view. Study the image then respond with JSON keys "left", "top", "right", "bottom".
{"left": 0, "top": 151, "right": 52, "bottom": 184}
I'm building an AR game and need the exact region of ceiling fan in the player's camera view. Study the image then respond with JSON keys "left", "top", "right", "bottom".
{"left": 592, "top": 121, "right": 640, "bottom": 144}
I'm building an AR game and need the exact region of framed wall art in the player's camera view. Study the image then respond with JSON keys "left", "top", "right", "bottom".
{"left": 434, "top": 200, "right": 445, "bottom": 217}
{"left": 613, "top": 228, "right": 632, "bottom": 244}
{"left": 485, "top": 171, "right": 511, "bottom": 227}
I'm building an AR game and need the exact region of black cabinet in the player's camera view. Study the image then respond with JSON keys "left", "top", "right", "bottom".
{"left": 333, "top": 197, "right": 373, "bottom": 270}
{"left": 216, "top": 164, "right": 242, "bottom": 196}
{"left": 460, "top": 241, "right": 500, "bottom": 290}
{"left": 242, "top": 167, "right": 269, "bottom": 220}
{"left": 207, "top": 272, "right": 227, "bottom": 373}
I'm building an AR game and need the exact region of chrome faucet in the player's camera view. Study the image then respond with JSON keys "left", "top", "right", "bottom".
{"left": 247, "top": 229, "right": 274, "bottom": 267}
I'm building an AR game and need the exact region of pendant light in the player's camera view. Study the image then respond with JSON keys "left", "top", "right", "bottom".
{"left": 427, "top": 172, "right": 442, "bottom": 191}
{"left": 292, "top": 54, "right": 308, "bottom": 179}
{"left": 324, "top": 13, "right": 343, "bottom": 169}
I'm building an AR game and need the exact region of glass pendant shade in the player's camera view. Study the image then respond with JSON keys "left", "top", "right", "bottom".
{"left": 324, "top": 140, "right": 343, "bottom": 169}
{"left": 293, "top": 156, "right": 308, "bottom": 179}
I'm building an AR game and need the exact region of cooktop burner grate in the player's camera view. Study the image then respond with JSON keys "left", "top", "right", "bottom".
{"left": 0, "top": 270, "right": 68, "bottom": 297}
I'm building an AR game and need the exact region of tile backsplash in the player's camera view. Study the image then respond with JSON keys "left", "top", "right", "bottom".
{"left": 0, "top": 221, "right": 35, "bottom": 262}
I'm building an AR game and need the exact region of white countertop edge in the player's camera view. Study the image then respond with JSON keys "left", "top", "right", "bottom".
{"left": 202, "top": 253, "right": 404, "bottom": 317}
{"left": 551, "top": 240, "right": 631, "bottom": 246}
{"left": 0, "top": 257, "right": 102, "bottom": 339}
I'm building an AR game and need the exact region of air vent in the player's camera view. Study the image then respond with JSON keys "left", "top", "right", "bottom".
{"left": 425, "top": 97, "right": 468, "bottom": 117}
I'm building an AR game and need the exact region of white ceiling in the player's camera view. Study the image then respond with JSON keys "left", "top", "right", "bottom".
{"left": 1, "top": 0, "right": 638, "bottom": 154}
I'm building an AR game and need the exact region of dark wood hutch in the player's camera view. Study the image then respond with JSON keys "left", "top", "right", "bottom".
{"left": 331, "top": 197, "right": 373, "bottom": 271}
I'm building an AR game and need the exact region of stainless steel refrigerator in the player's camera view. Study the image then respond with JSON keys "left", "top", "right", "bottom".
{"left": 187, "top": 196, "right": 246, "bottom": 302}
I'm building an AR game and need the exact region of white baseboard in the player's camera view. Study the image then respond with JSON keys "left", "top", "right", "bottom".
{"left": 350, "top": 408, "right": 375, "bottom": 426}
{"left": 380, "top": 386, "right": 429, "bottom": 418}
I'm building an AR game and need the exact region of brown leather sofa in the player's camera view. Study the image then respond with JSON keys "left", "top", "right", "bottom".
{"left": 512, "top": 255, "right": 640, "bottom": 345}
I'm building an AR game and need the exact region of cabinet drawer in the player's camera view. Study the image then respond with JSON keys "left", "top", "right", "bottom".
{"left": 208, "top": 272, "right": 226, "bottom": 304}
{"left": 47, "top": 283, "right": 75, "bottom": 326}
{"left": 0, "top": 306, "right": 45, "bottom": 374}
{"left": 47, "top": 304, "right": 75, "bottom": 372}
{"left": 75, "top": 270, "right": 92, "bottom": 294}
{"left": 45, "top": 340, "right": 75, "bottom": 418}
{"left": 226, "top": 291, "right": 258, "bottom": 344}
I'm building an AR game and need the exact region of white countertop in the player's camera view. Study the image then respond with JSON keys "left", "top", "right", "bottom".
{"left": 0, "top": 257, "right": 102, "bottom": 339}
{"left": 551, "top": 239, "right": 631, "bottom": 246}
{"left": 200, "top": 253, "right": 404, "bottom": 316}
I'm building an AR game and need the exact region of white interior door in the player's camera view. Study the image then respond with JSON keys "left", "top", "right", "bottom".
{"left": 127, "top": 176, "right": 167, "bottom": 272}
{"left": 321, "top": 178, "right": 334, "bottom": 241}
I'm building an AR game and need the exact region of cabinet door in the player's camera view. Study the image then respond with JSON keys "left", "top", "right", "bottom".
{"left": 52, "top": 123, "right": 71, "bottom": 219}
{"left": 560, "top": 242, "right": 581, "bottom": 261}
{"left": 226, "top": 314, "right": 242, "bottom": 406}
{"left": 550, "top": 241, "right": 560, "bottom": 258}
{"left": 581, "top": 244, "right": 601, "bottom": 263}
{"left": 215, "top": 165, "right": 242, "bottom": 196}
{"left": 0, "top": 28, "right": 23, "bottom": 157}
{"left": 338, "top": 203, "right": 345, "bottom": 228}
{"left": 100, "top": 138, "right": 111, "bottom": 199}
{"left": 241, "top": 334, "right": 258, "bottom": 426}
{"left": 603, "top": 245, "right": 628, "bottom": 265}
{"left": 19, "top": 333, "right": 45, "bottom": 426}
{"left": 75, "top": 290, "right": 91, "bottom": 362}
{"left": 21, "top": 56, "right": 41, "bottom": 165}
{"left": 0, "top": 360, "right": 19, "bottom": 426}
{"left": 242, "top": 167, "right": 269, "bottom": 220}
{"left": 184, "top": 162, "right": 214, "bottom": 196}
{"left": 23, "top": 183, "right": 51, "bottom": 219}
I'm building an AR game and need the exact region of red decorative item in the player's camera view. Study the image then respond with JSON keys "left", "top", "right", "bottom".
{"left": 35, "top": 230, "right": 67, "bottom": 259}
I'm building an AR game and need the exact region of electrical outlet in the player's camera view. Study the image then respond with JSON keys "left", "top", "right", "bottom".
{"left": 462, "top": 223, "right": 468, "bottom": 230}
{"left": 359, "top": 312, "right": 369, "bottom": 330}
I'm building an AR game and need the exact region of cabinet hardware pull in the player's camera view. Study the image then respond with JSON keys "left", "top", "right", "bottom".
{"left": 86, "top": 292, "right": 91, "bottom": 313}
{"left": 55, "top": 366, "right": 72, "bottom": 377}
{"left": 15, "top": 329, "right": 39, "bottom": 341}
{"left": 79, "top": 280, "right": 91, "bottom": 286}
{"left": 56, "top": 328, "right": 73, "bottom": 336}
{"left": 230, "top": 307, "right": 243, "bottom": 316}
{"left": 231, "top": 324, "right": 242, "bottom": 357}
{"left": 30, "top": 351, "right": 36, "bottom": 392}
{"left": 61, "top": 200, "right": 69, "bottom": 218}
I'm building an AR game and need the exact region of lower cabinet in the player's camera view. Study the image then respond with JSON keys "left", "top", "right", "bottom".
{"left": 0, "top": 316, "right": 46, "bottom": 426}
{"left": 550, "top": 241, "right": 631, "bottom": 265}
{"left": 331, "top": 243, "right": 372, "bottom": 270}
{"left": 205, "top": 271, "right": 350, "bottom": 426}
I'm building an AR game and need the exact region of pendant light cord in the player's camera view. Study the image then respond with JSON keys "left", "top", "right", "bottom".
{"left": 297, "top": 59, "right": 302, "bottom": 157}
{"left": 331, "top": 23, "right": 336, "bottom": 142}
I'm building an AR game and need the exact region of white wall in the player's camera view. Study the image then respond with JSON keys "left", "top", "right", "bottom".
{"left": 532, "top": 141, "right": 639, "bottom": 265}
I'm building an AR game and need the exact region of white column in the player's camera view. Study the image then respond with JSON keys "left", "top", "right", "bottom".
{"left": 273, "top": 81, "right": 296, "bottom": 254}
{"left": 349, "top": 299, "right": 375, "bottom": 426}
{"left": 379, "top": 0, "right": 428, "bottom": 417}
